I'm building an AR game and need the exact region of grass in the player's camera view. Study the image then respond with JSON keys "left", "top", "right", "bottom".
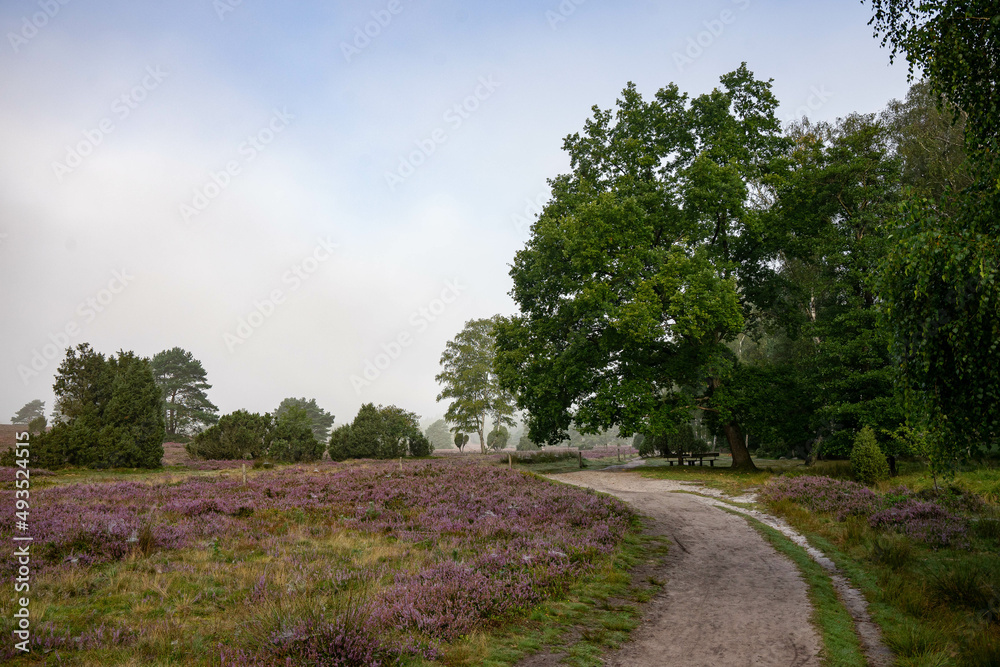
{"left": 757, "top": 475, "right": 1000, "bottom": 666}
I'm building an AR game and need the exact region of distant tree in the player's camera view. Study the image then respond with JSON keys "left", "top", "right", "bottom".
{"left": 11, "top": 399, "right": 45, "bottom": 424}
{"left": 453, "top": 431, "right": 470, "bottom": 453}
{"left": 327, "top": 403, "right": 427, "bottom": 461}
{"left": 424, "top": 418, "right": 454, "bottom": 449}
{"left": 269, "top": 405, "right": 324, "bottom": 463}
{"left": 151, "top": 347, "right": 219, "bottom": 437}
{"left": 27, "top": 415, "right": 46, "bottom": 434}
{"left": 274, "top": 397, "right": 335, "bottom": 442}
{"left": 486, "top": 425, "right": 510, "bottom": 451}
{"left": 515, "top": 433, "right": 540, "bottom": 451}
{"left": 187, "top": 410, "right": 273, "bottom": 460}
{"left": 13, "top": 345, "right": 165, "bottom": 469}
{"left": 436, "top": 317, "right": 517, "bottom": 454}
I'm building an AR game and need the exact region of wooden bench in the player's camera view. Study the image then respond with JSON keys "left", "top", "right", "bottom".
{"left": 664, "top": 452, "right": 720, "bottom": 467}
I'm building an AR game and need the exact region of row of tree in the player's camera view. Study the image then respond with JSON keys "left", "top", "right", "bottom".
{"left": 435, "top": 2, "right": 998, "bottom": 472}
{"left": 7, "top": 343, "right": 348, "bottom": 469}
{"left": 186, "top": 402, "right": 431, "bottom": 462}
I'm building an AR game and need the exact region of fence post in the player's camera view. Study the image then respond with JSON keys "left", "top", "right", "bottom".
{"left": 578, "top": 451, "right": 583, "bottom": 468}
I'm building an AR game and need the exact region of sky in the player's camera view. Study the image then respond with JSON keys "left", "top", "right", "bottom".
{"left": 0, "top": 0, "right": 913, "bottom": 429}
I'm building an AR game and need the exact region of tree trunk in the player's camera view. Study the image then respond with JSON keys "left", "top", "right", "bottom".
{"left": 723, "top": 422, "right": 756, "bottom": 471}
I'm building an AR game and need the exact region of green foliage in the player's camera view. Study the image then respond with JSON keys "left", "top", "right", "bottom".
{"left": 486, "top": 425, "right": 510, "bottom": 451}
{"left": 495, "top": 65, "right": 790, "bottom": 471}
{"left": 327, "top": 424, "right": 351, "bottom": 462}
{"left": 408, "top": 431, "right": 433, "bottom": 457}
{"left": 867, "top": 0, "right": 999, "bottom": 167}
{"left": 453, "top": 431, "right": 470, "bottom": 452}
{"left": 27, "top": 415, "right": 46, "bottom": 434}
{"left": 10, "top": 399, "right": 45, "bottom": 424}
{"left": 326, "top": 403, "right": 426, "bottom": 460}
{"left": 436, "top": 316, "right": 517, "bottom": 453}
{"left": 516, "top": 433, "right": 540, "bottom": 451}
{"left": 424, "top": 418, "right": 454, "bottom": 449}
{"left": 273, "top": 397, "right": 335, "bottom": 443}
{"left": 850, "top": 426, "right": 890, "bottom": 485}
{"left": 14, "top": 345, "right": 165, "bottom": 469}
{"left": 269, "top": 405, "right": 323, "bottom": 463}
{"left": 868, "top": 0, "right": 1000, "bottom": 464}
{"left": 150, "top": 347, "right": 219, "bottom": 436}
{"left": 187, "top": 410, "right": 273, "bottom": 460}
{"left": 636, "top": 424, "right": 706, "bottom": 457}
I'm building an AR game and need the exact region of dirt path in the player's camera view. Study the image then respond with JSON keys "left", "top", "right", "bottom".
{"left": 547, "top": 471, "right": 823, "bottom": 667}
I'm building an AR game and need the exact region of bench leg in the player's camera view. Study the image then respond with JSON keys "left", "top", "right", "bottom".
{"left": 709, "top": 460, "right": 714, "bottom": 466}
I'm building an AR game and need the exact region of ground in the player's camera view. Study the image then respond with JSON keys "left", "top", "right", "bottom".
{"left": 542, "top": 471, "right": 824, "bottom": 667}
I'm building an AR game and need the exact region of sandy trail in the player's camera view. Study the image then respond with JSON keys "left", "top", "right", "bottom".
{"left": 549, "top": 471, "right": 823, "bottom": 667}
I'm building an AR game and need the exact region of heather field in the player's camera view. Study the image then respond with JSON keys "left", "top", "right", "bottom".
{"left": 0, "top": 456, "right": 643, "bottom": 665}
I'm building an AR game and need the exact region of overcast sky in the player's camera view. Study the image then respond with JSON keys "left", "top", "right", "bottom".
{"left": 0, "top": 0, "right": 912, "bottom": 428}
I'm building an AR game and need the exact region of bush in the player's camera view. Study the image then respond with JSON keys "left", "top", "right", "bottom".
{"left": 2, "top": 347, "right": 165, "bottom": 470}
{"left": 516, "top": 434, "right": 540, "bottom": 451}
{"left": 487, "top": 426, "right": 510, "bottom": 451}
{"left": 187, "top": 410, "right": 272, "bottom": 460}
{"left": 327, "top": 404, "right": 427, "bottom": 461}
{"left": 269, "top": 406, "right": 323, "bottom": 463}
{"left": 328, "top": 424, "right": 351, "bottom": 461}
{"left": 851, "top": 426, "right": 889, "bottom": 485}
{"left": 408, "top": 432, "right": 433, "bottom": 457}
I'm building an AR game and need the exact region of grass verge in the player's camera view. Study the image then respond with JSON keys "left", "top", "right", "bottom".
{"left": 723, "top": 508, "right": 866, "bottom": 667}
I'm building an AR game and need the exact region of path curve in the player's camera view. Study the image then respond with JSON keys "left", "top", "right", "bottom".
{"left": 551, "top": 471, "right": 823, "bottom": 667}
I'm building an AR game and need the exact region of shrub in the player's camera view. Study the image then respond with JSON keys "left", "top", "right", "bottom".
{"left": 187, "top": 410, "right": 272, "bottom": 460}
{"left": 850, "top": 426, "right": 889, "bottom": 485}
{"left": 487, "top": 425, "right": 510, "bottom": 451}
{"left": 1, "top": 348, "right": 165, "bottom": 469}
{"left": 516, "top": 433, "right": 540, "bottom": 451}
{"left": 408, "top": 432, "right": 433, "bottom": 457}
{"left": 327, "top": 404, "right": 427, "bottom": 460}
{"left": 269, "top": 406, "right": 323, "bottom": 463}
{"left": 327, "top": 424, "right": 351, "bottom": 462}
{"left": 869, "top": 501, "right": 968, "bottom": 547}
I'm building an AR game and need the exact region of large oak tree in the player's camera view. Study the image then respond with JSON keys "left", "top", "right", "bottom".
{"left": 495, "top": 65, "right": 790, "bottom": 470}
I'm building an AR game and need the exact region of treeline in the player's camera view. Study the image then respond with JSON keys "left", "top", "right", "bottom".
{"left": 8, "top": 343, "right": 430, "bottom": 469}
{"left": 493, "top": 9, "right": 1000, "bottom": 472}
{"left": 187, "top": 401, "right": 430, "bottom": 463}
